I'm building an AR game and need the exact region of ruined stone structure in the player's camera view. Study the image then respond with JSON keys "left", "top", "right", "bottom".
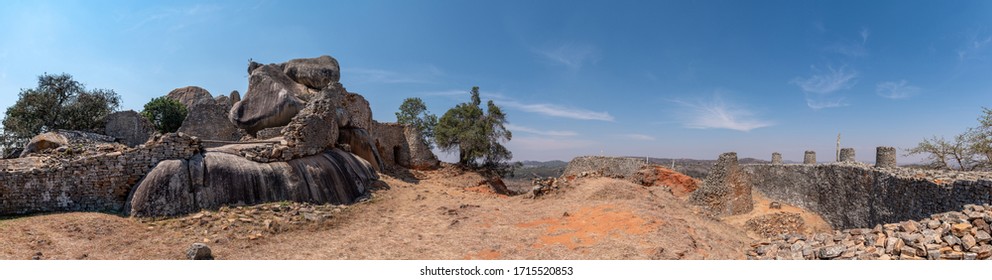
{"left": 771, "top": 152, "right": 782, "bottom": 164}
{"left": 0, "top": 133, "right": 200, "bottom": 215}
{"left": 561, "top": 156, "right": 648, "bottom": 179}
{"left": 876, "top": 146, "right": 897, "bottom": 168}
{"left": 839, "top": 148, "right": 855, "bottom": 162}
{"left": 371, "top": 121, "right": 439, "bottom": 170}
{"left": 804, "top": 151, "right": 816, "bottom": 164}
{"left": 0, "top": 55, "right": 439, "bottom": 217}
{"left": 689, "top": 152, "right": 753, "bottom": 216}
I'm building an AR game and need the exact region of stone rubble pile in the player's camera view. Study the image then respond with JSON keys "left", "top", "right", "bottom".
{"left": 748, "top": 204, "right": 992, "bottom": 260}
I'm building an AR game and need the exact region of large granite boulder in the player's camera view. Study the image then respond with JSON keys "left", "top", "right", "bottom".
{"left": 341, "top": 92, "right": 373, "bottom": 131}
{"left": 126, "top": 149, "right": 377, "bottom": 217}
{"left": 167, "top": 86, "right": 215, "bottom": 109}
{"left": 229, "top": 64, "right": 307, "bottom": 134}
{"left": 338, "top": 128, "right": 384, "bottom": 172}
{"left": 281, "top": 55, "right": 340, "bottom": 89}
{"left": 104, "top": 110, "right": 155, "bottom": 147}
{"left": 178, "top": 102, "right": 244, "bottom": 142}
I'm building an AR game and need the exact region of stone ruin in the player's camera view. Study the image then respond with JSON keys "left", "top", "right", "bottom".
{"left": 0, "top": 55, "right": 439, "bottom": 217}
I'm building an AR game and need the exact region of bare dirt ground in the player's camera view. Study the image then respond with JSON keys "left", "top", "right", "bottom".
{"left": 0, "top": 165, "right": 830, "bottom": 260}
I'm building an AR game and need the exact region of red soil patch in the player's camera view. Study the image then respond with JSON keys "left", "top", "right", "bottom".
{"left": 516, "top": 204, "right": 662, "bottom": 250}
{"left": 635, "top": 166, "right": 700, "bottom": 197}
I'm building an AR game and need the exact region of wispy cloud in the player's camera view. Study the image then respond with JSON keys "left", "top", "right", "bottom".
{"left": 348, "top": 65, "right": 442, "bottom": 84}
{"left": 534, "top": 43, "right": 599, "bottom": 71}
{"left": 958, "top": 35, "right": 992, "bottom": 61}
{"left": 860, "top": 27, "right": 870, "bottom": 44}
{"left": 505, "top": 124, "right": 578, "bottom": 137}
{"left": 622, "top": 134, "right": 656, "bottom": 141}
{"left": 501, "top": 100, "right": 614, "bottom": 121}
{"left": 876, "top": 80, "right": 921, "bottom": 99}
{"left": 673, "top": 96, "right": 774, "bottom": 132}
{"left": 792, "top": 65, "right": 857, "bottom": 109}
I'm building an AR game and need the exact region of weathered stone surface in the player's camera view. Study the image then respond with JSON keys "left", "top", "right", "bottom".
{"left": 127, "top": 149, "right": 376, "bottom": 217}
{"left": 371, "top": 121, "right": 440, "bottom": 170}
{"left": 186, "top": 243, "right": 213, "bottom": 260}
{"left": 689, "top": 152, "right": 752, "bottom": 216}
{"left": 818, "top": 245, "right": 845, "bottom": 259}
{"left": 20, "top": 130, "right": 118, "bottom": 157}
{"left": 126, "top": 159, "right": 197, "bottom": 217}
{"left": 338, "top": 128, "right": 384, "bottom": 172}
{"left": 839, "top": 148, "right": 855, "bottom": 162}
{"left": 167, "top": 86, "right": 215, "bottom": 109}
{"left": 341, "top": 92, "right": 373, "bottom": 131}
{"left": 803, "top": 150, "right": 816, "bottom": 164}
{"left": 104, "top": 110, "right": 155, "bottom": 147}
{"left": 279, "top": 87, "right": 340, "bottom": 157}
{"left": 229, "top": 64, "right": 307, "bottom": 134}
{"left": 281, "top": 55, "right": 340, "bottom": 89}
{"left": 178, "top": 102, "right": 243, "bottom": 142}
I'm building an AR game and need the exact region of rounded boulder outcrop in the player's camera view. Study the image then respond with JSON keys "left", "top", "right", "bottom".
{"left": 282, "top": 55, "right": 340, "bottom": 89}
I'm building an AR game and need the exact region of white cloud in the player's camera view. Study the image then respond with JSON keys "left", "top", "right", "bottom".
{"left": 792, "top": 65, "right": 858, "bottom": 94}
{"left": 860, "top": 27, "right": 870, "bottom": 44}
{"left": 674, "top": 97, "right": 774, "bottom": 132}
{"left": 792, "top": 65, "right": 857, "bottom": 109}
{"left": 505, "top": 124, "right": 578, "bottom": 137}
{"left": 622, "top": 134, "right": 655, "bottom": 141}
{"left": 876, "top": 80, "right": 920, "bottom": 99}
{"left": 535, "top": 43, "right": 599, "bottom": 71}
{"left": 502, "top": 100, "right": 614, "bottom": 121}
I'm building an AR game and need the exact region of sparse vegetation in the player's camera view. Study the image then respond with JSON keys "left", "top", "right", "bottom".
{"left": 907, "top": 107, "right": 992, "bottom": 171}
{"left": 435, "top": 86, "right": 514, "bottom": 176}
{"left": 141, "top": 97, "right": 188, "bottom": 133}
{"left": 395, "top": 97, "right": 438, "bottom": 149}
{"left": 1, "top": 73, "right": 120, "bottom": 155}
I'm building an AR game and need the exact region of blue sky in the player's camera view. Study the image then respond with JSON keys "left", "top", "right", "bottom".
{"left": 2, "top": 0, "right": 992, "bottom": 162}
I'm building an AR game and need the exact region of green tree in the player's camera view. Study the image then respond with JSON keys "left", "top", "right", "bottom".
{"left": 435, "top": 86, "right": 513, "bottom": 175}
{"left": 1, "top": 73, "right": 120, "bottom": 154}
{"left": 141, "top": 97, "right": 188, "bottom": 133}
{"left": 395, "top": 97, "right": 438, "bottom": 149}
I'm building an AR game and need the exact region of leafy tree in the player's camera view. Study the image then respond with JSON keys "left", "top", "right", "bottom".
{"left": 435, "top": 86, "right": 513, "bottom": 175}
{"left": 1, "top": 73, "right": 120, "bottom": 154}
{"left": 141, "top": 97, "right": 188, "bottom": 133}
{"left": 395, "top": 97, "right": 438, "bottom": 149}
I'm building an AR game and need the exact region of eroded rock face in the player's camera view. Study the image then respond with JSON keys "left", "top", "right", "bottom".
{"left": 126, "top": 149, "right": 377, "bottom": 217}
{"left": 178, "top": 102, "right": 244, "bottom": 143}
{"left": 338, "top": 128, "right": 384, "bottom": 172}
{"left": 167, "top": 86, "right": 215, "bottom": 109}
{"left": 104, "top": 110, "right": 155, "bottom": 147}
{"left": 229, "top": 64, "right": 307, "bottom": 134}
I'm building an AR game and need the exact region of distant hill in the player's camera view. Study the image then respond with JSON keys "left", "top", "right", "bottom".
{"left": 507, "top": 160, "right": 569, "bottom": 179}
{"left": 506, "top": 156, "right": 778, "bottom": 181}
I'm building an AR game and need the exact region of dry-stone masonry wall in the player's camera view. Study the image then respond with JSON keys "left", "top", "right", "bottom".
{"left": 0, "top": 133, "right": 200, "bottom": 215}
{"left": 690, "top": 152, "right": 753, "bottom": 216}
{"left": 876, "top": 146, "right": 897, "bottom": 168}
{"left": 771, "top": 152, "right": 782, "bottom": 164}
{"left": 743, "top": 161, "right": 992, "bottom": 229}
{"left": 839, "top": 148, "right": 855, "bottom": 162}
{"left": 371, "top": 121, "right": 439, "bottom": 170}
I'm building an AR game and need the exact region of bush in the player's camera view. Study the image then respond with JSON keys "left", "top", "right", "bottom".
{"left": 141, "top": 97, "right": 188, "bottom": 133}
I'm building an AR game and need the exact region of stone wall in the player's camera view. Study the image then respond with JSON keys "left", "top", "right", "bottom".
{"left": 0, "top": 133, "right": 200, "bottom": 215}
{"left": 561, "top": 156, "right": 648, "bottom": 179}
{"left": 743, "top": 162, "right": 992, "bottom": 229}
